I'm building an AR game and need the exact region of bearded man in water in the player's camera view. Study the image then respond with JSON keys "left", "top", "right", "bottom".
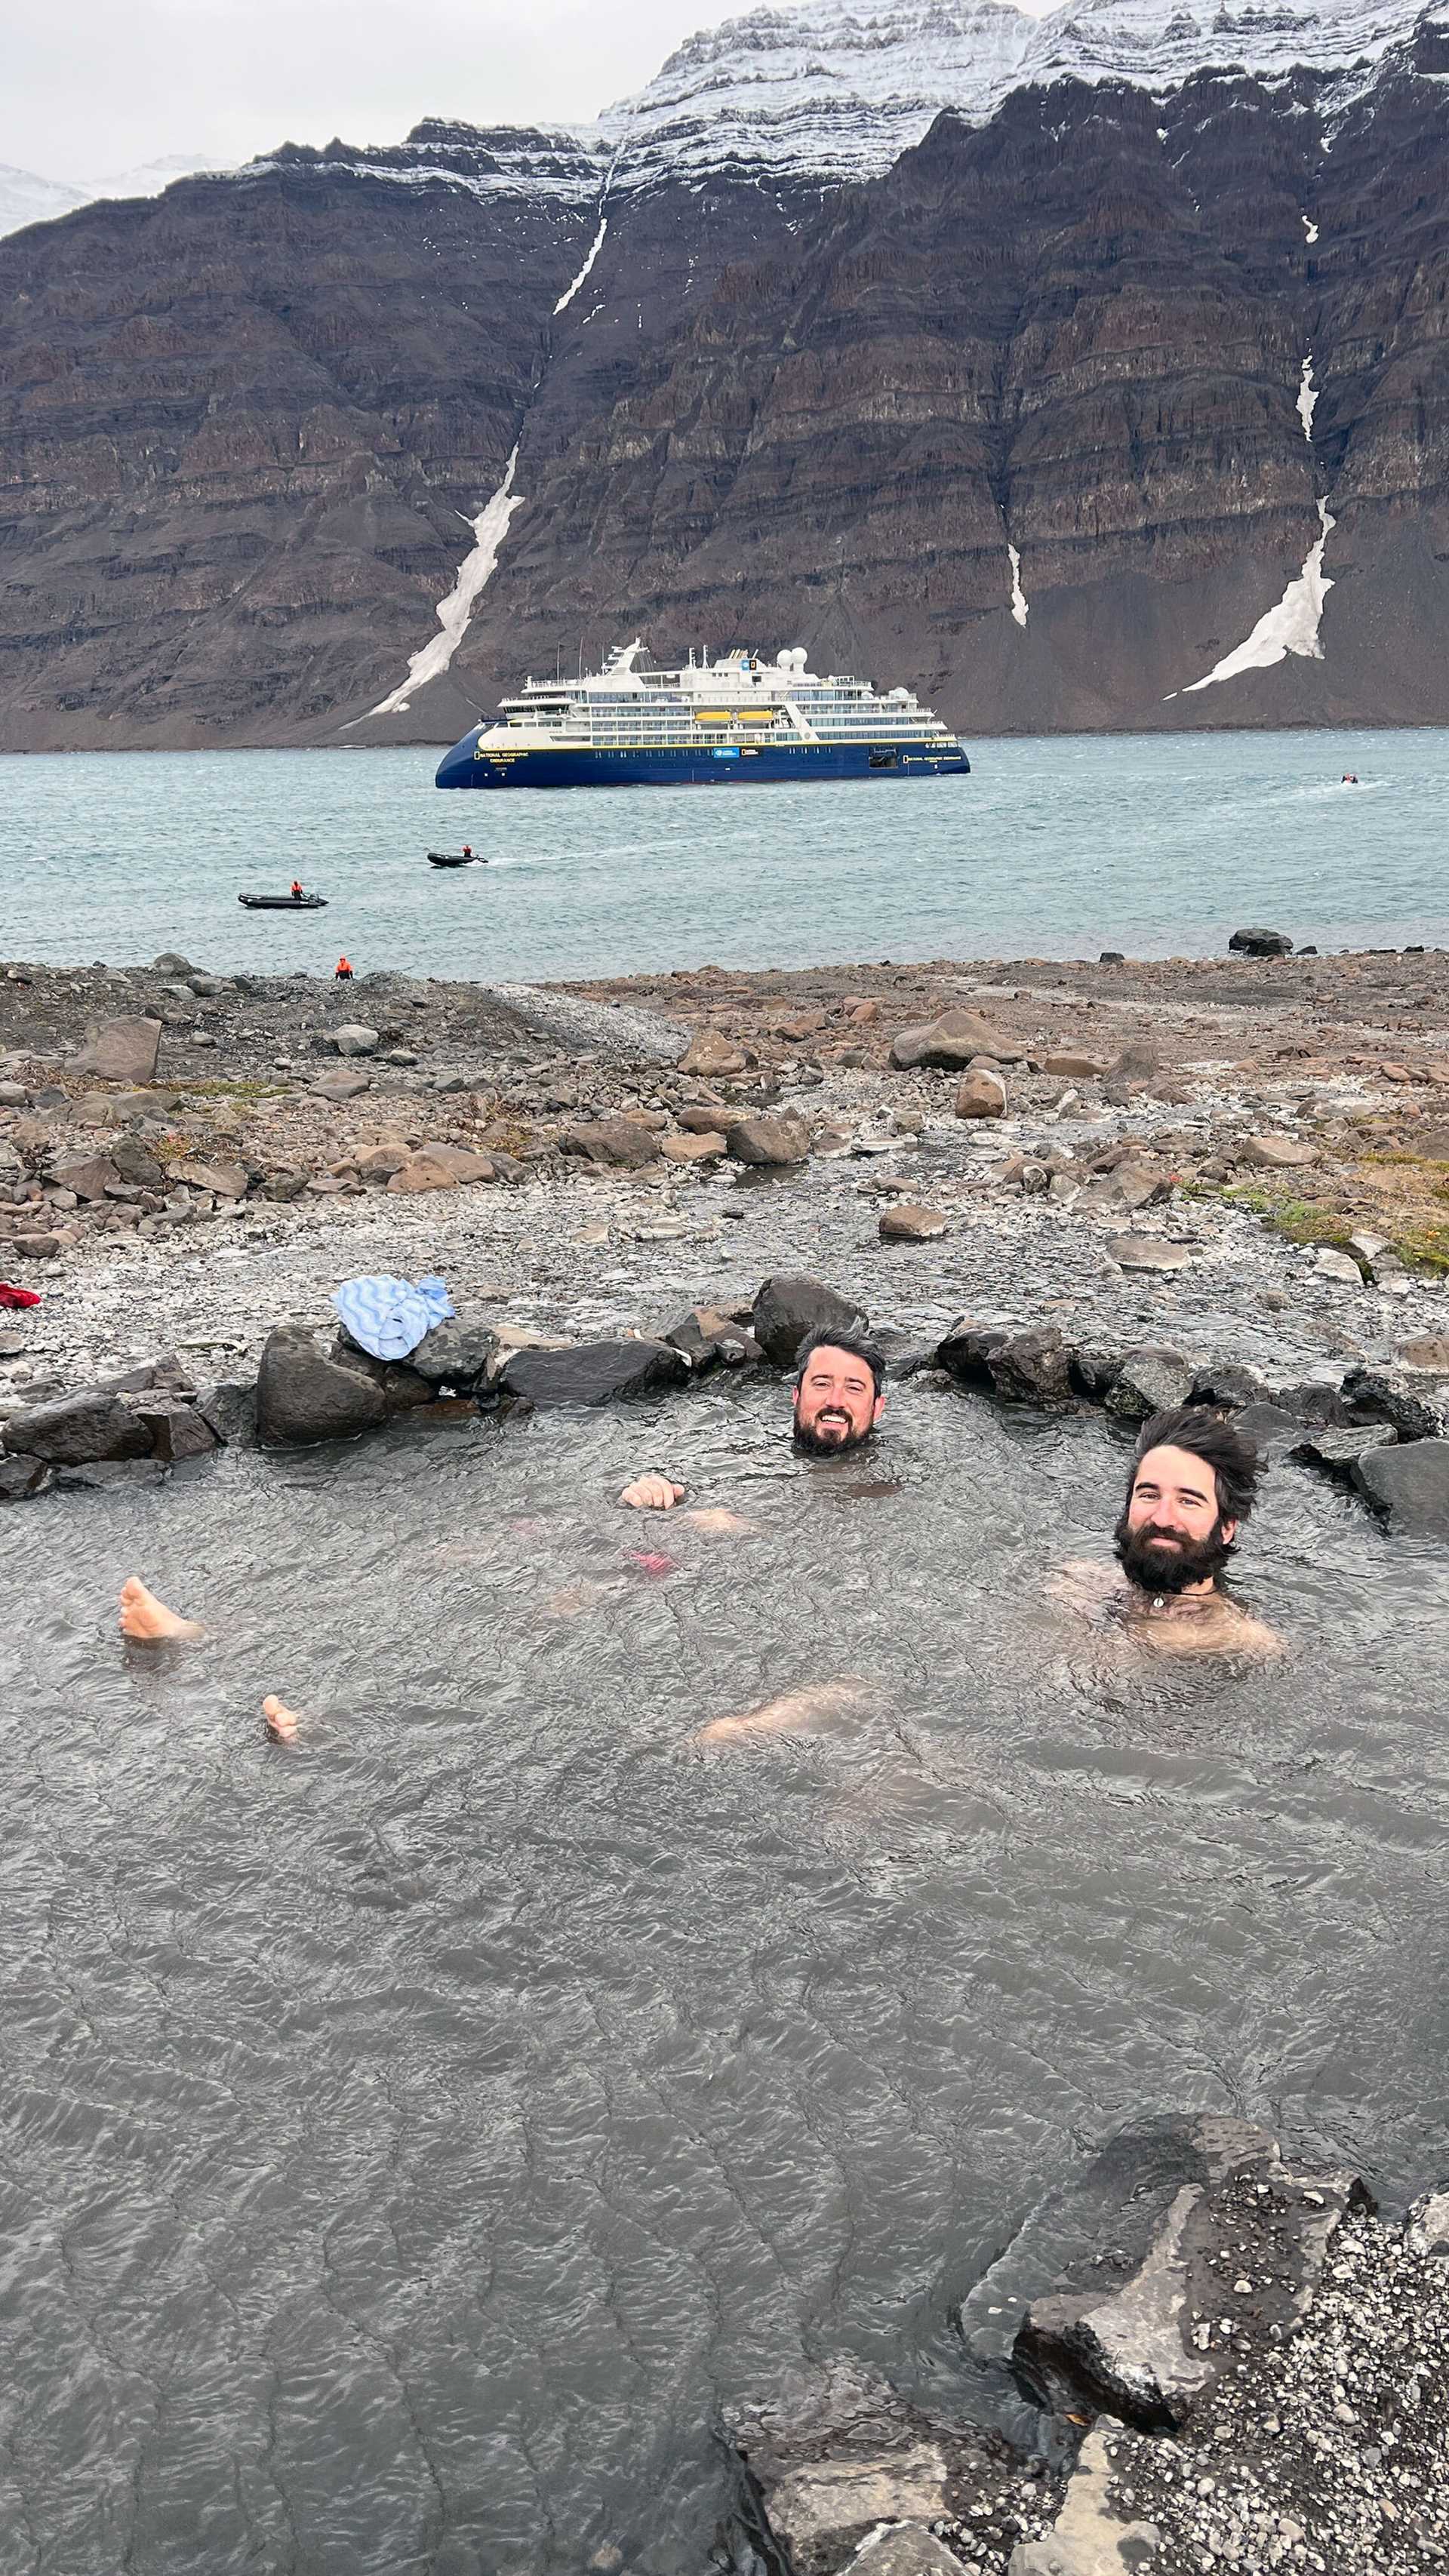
{"left": 618, "top": 1330, "right": 886, "bottom": 1511}
{"left": 1057, "top": 1402, "right": 1279, "bottom": 1656}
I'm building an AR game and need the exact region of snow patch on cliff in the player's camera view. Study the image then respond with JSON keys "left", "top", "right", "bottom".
{"left": 1008, "top": 544, "right": 1029, "bottom": 626}
{"left": 1180, "top": 500, "right": 1335, "bottom": 693}
{"left": 1297, "top": 354, "right": 1318, "bottom": 438}
{"left": 0, "top": 152, "right": 216, "bottom": 240}
{"left": 1303, "top": 211, "right": 1320, "bottom": 241}
{"left": 367, "top": 450, "right": 526, "bottom": 718}
{"left": 554, "top": 214, "right": 609, "bottom": 315}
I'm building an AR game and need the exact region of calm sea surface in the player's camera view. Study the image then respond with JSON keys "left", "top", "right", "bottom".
{"left": 2, "top": 728, "right": 1444, "bottom": 978}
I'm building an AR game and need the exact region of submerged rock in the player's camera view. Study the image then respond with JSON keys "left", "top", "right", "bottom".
{"left": 497, "top": 1337, "right": 690, "bottom": 1406}
{"left": 1352, "top": 1437, "right": 1449, "bottom": 1536}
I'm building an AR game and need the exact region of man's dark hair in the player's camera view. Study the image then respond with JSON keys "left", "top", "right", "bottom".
{"left": 1127, "top": 1403, "right": 1260, "bottom": 1526}
{"left": 792, "top": 1329, "right": 887, "bottom": 1399}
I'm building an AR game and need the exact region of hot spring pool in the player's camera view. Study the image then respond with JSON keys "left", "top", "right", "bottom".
{"left": 4, "top": 1378, "right": 1447, "bottom": 2572}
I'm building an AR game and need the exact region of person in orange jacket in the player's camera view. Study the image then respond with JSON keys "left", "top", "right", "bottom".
{"left": 335, "top": 954, "right": 353, "bottom": 981}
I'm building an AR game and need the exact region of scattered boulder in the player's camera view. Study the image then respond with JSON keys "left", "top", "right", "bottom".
{"left": 498, "top": 1337, "right": 691, "bottom": 1406}
{"left": 1398, "top": 1335, "right": 1449, "bottom": 1374}
{"left": 1107, "top": 1235, "right": 1192, "bottom": 1272}
{"left": 1343, "top": 1363, "right": 1449, "bottom": 1441}
{"left": 1078, "top": 1156, "right": 1171, "bottom": 1214}
{"left": 1238, "top": 1133, "right": 1318, "bottom": 1171}
{"left": 1232, "top": 1401, "right": 1306, "bottom": 1453}
{"left": 1189, "top": 1363, "right": 1273, "bottom": 1410}
{"left": 681, "top": 1028, "right": 748, "bottom": 1077}
{"left": 77, "top": 1015, "right": 162, "bottom": 1082}
{"left": 677, "top": 1103, "right": 732, "bottom": 1133}
{"left": 1313, "top": 1245, "right": 1364, "bottom": 1284}
{"left": 1352, "top": 1438, "right": 1449, "bottom": 1536}
{"left": 726, "top": 1112, "right": 811, "bottom": 1166}
{"left": 312, "top": 1071, "right": 371, "bottom": 1103}
{"left": 255, "top": 1325, "right": 389, "bottom": 1446}
{"left": 566, "top": 1117, "right": 661, "bottom": 1170}
{"left": 1228, "top": 926, "right": 1294, "bottom": 956}
{"left": 333, "top": 1024, "right": 380, "bottom": 1058}
{"left": 1069, "top": 1346, "right": 1124, "bottom": 1401}
{"left": 1108, "top": 1037, "right": 1161, "bottom": 1084}
{"left": 171, "top": 1158, "right": 248, "bottom": 1198}
{"left": 387, "top": 1146, "right": 494, "bottom": 1192}
{"left": 891, "top": 1009, "right": 1020, "bottom": 1071}
{"left": 1104, "top": 1347, "right": 1194, "bottom": 1422}
{"left": 2, "top": 1389, "right": 154, "bottom": 1465}
{"left": 0, "top": 1453, "right": 50, "bottom": 1500}
{"left": 879, "top": 1203, "right": 949, "bottom": 1242}
{"left": 987, "top": 1328, "right": 1073, "bottom": 1408}
{"left": 954, "top": 1069, "right": 1007, "bottom": 1120}
{"left": 661, "top": 1130, "right": 726, "bottom": 1164}
{"left": 935, "top": 1320, "right": 1008, "bottom": 1382}
{"left": 49, "top": 1153, "right": 121, "bottom": 1203}
{"left": 664, "top": 1307, "right": 762, "bottom": 1370}
{"left": 750, "top": 1274, "right": 866, "bottom": 1369}
{"left": 1041, "top": 1051, "right": 1104, "bottom": 1079}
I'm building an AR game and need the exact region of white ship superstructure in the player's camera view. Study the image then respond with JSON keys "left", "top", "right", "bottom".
{"left": 437, "top": 641, "right": 971, "bottom": 788}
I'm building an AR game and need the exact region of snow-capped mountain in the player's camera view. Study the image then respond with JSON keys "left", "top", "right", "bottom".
{"left": 0, "top": 153, "right": 217, "bottom": 241}
{"left": 602, "top": 0, "right": 1436, "bottom": 185}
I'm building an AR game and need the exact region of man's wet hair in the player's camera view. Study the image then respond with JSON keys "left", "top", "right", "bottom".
{"left": 1128, "top": 1403, "right": 1260, "bottom": 1527}
{"left": 793, "top": 1329, "right": 887, "bottom": 1399}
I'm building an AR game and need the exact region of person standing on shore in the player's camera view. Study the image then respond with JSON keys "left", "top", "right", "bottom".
{"left": 334, "top": 954, "right": 353, "bottom": 981}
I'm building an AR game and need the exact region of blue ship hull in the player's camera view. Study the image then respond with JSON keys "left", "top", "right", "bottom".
{"left": 435, "top": 736, "right": 971, "bottom": 789}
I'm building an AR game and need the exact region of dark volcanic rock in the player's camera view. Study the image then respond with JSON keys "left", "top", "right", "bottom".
{"left": 663, "top": 1307, "right": 762, "bottom": 1370}
{"left": 1228, "top": 927, "right": 1294, "bottom": 957}
{"left": 405, "top": 1317, "right": 500, "bottom": 1390}
{"left": 1343, "top": 1363, "right": 1449, "bottom": 1442}
{"left": 987, "top": 1327, "right": 1074, "bottom": 1407}
{"left": 1352, "top": 1437, "right": 1449, "bottom": 1536}
{"left": 0, "top": 1452, "right": 51, "bottom": 1500}
{"left": 130, "top": 1397, "right": 222, "bottom": 1464}
{"left": 749, "top": 1274, "right": 866, "bottom": 1370}
{"left": 256, "top": 1325, "right": 389, "bottom": 1447}
{"left": 1103, "top": 1345, "right": 1193, "bottom": 1421}
{"left": 498, "top": 1338, "right": 690, "bottom": 1406}
{"left": 936, "top": 1319, "right": 1010, "bottom": 1382}
{"left": 2, "top": 1388, "right": 154, "bottom": 1465}
{"left": 1291, "top": 1422, "right": 1398, "bottom": 1479}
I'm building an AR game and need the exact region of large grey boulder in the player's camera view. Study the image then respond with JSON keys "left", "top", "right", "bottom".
{"left": 726, "top": 1111, "right": 811, "bottom": 1165}
{"left": 750, "top": 1274, "right": 866, "bottom": 1369}
{"left": 77, "top": 1015, "right": 162, "bottom": 1082}
{"left": 256, "top": 1325, "right": 389, "bottom": 1446}
{"left": 498, "top": 1337, "right": 690, "bottom": 1406}
{"left": 890, "top": 1008, "right": 1019, "bottom": 1070}
{"left": 1352, "top": 1438, "right": 1449, "bottom": 1536}
{"left": 2, "top": 1389, "right": 154, "bottom": 1465}
{"left": 565, "top": 1116, "right": 660, "bottom": 1169}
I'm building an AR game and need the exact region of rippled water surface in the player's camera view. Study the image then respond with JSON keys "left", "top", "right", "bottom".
{"left": 5, "top": 1381, "right": 1448, "bottom": 2572}
{"left": 3, "top": 729, "right": 1448, "bottom": 977}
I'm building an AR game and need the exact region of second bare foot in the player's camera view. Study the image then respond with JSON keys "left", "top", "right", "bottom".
{"left": 118, "top": 1578, "right": 202, "bottom": 1643}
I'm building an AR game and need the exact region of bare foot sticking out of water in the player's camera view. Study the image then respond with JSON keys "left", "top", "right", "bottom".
{"left": 679, "top": 1508, "right": 756, "bottom": 1538}
{"left": 119, "top": 1578, "right": 203, "bottom": 1643}
{"left": 262, "top": 1695, "right": 303, "bottom": 1741}
{"left": 695, "top": 1677, "right": 878, "bottom": 1745}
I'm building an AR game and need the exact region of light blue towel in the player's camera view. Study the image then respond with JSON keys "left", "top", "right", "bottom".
{"left": 333, "top": 1272, "right": 455, "bottom": 1362}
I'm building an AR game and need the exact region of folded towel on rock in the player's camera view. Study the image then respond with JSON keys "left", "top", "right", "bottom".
{"left": 333, "top": 1272, "right": 455, "bottom": 1362}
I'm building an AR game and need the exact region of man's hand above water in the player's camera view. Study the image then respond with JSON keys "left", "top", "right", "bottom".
{"left": 619, "top": 1473, "right": 686, "bottom": 1511}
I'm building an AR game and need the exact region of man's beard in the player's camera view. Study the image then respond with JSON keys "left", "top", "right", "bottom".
{"left": 793, "top": 1408, "right": 874, "bottom": 1458}
{"left": 1113, "top": 1509, "right": 1234, "bottom": 1594}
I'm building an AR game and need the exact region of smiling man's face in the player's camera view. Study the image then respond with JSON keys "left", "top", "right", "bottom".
{"left": 1115, "top": 1439, "right": 1238, "bottom": 1593}
{"left": 792, "top": 1344, "right": 884, "bottom": 1455}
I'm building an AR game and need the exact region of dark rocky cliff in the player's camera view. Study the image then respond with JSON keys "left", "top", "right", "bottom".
{"left": 2, "top": 16, "right": 1448, "bottom": 748}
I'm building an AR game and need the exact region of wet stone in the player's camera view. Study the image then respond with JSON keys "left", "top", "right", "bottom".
{"left": 1104, "top": 1347, "right": 1193, "bottom": 1421}
{"left": 750, "top": 1274, "right": 866, "bottom": 1369}
{"left": 1290, "top": 1423, "right": 1398, "bottom": 1479}
{"left": 988, "top": 1328, "right": 1074, "bottom": 1408}
{"left": 2, "top": 1388, "right": 155, "bottom": 1465}
{"left": 498, "top": 1337, "right": 690, "bottom": 1406}
{"left": 1352, "top": 1439, "right": 1449, "bottom": 1537}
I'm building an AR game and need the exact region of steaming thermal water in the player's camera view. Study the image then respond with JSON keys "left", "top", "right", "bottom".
{"left": 5, "top": 1381, "right": 1447, "bottom": 2573}
{"left": 3, "top": 728, "right": 1449, "bottom": 979}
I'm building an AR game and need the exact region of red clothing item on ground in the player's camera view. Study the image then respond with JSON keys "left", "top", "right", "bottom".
{"left": 0, "top": 1283, "right": 42, "bottom": 1308}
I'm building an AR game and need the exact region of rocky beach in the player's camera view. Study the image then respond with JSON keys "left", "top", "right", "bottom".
{"left": 2, "top": 935, "right": 1448, "bottom": 1509}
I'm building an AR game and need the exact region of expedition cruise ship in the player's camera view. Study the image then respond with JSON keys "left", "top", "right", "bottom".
{"left": 435, "top": 642, "right": 971, "bottom": 788}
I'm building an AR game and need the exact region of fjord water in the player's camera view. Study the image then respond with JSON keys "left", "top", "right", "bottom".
{"left": 6, "top": 1382, "right": 1449, "bottom": 2572}
{"left": 3, "top": 727, "right": 1448, "bottom": 977}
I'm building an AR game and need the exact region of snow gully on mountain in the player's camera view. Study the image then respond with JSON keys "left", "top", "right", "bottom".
{"left": 365, "top": 449, "right": 526, "bottom": 718}
{"left": 1173, "top": 500, "right": 1337, "bottom": 696}
{"left": 1007, "top": 544, "right": 1029, "bottom": 628}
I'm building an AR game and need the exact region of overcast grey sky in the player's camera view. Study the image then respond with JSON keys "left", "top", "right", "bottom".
{"left": 2, "top": 0, "right": 771, "bottom": 183}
